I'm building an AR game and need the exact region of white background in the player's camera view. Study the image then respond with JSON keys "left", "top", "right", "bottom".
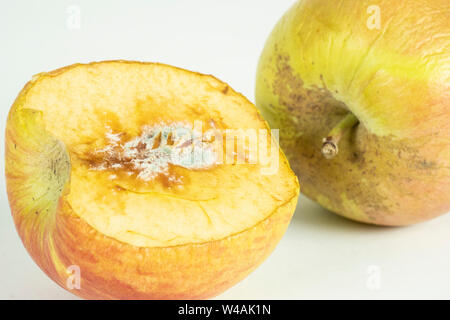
{"left": 1, "top": 0, "right": 449, "bottom": 300}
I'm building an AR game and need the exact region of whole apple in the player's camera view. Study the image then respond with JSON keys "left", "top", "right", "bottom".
{"left": 256, "top": 0, "right": 449, "bottom": 225}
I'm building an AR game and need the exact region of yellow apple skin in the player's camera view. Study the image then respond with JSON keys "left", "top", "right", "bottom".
{"left": 6, "top": 63, "right": 299, "bottom": 299}
{"left": 256, "top": 0, "right": 449, "bottom": 225}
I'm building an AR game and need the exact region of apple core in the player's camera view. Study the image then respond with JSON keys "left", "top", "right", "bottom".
{"left": 90, "top": 122, "right": 219, "bottom": 184}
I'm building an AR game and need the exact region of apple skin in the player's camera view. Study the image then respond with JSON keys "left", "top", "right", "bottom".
{"left": 5, "top": 64, "right": 299, "bottom": 299}
{"left": 256, "top": 0, "right": 449, "bottom": 225}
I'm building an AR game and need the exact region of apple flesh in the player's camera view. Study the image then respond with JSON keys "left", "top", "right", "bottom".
{"left": 5, "top": 61, "right": 299, "bottom": 299}
{"left": 255, "top": 0, "right": 449, "bottom": 225}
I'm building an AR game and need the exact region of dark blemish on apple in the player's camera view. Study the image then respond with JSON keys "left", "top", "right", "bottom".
{"left": 166, "top": 132, "right": 174, "bottom": 146}
{"left": 136, "top": 141, "right": 147, "bottom": 152}
{"left": 221, "top": 85, "right": 229, "bottom": 94}
{"left": 35, "top": 211, "right": 38, "bottom": 215}
{"left": 349, "top": 152, "right": 359, "bottom": 163}
{"left": 270, "top": 53, "right": 391, "bottom": 223}
{"left": 418, "top": 159, "right": 436, "bottom": 169}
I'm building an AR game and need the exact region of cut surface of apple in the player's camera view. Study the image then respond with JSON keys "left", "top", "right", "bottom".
{"left": 5, "top": 61, "right": 299, "bottom": 299}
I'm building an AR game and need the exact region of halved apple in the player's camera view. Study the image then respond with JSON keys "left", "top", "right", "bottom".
{"left": 5, "top": 61, "right": 299, "bottom": 299}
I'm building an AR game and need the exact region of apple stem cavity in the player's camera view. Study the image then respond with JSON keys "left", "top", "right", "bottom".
{"left": 321, "top": 113, "right": 359, "bottom": 159}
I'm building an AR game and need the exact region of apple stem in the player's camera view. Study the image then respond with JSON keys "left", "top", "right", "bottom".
{"left": 321, "top": 113, "right": 359, "bottom": 159}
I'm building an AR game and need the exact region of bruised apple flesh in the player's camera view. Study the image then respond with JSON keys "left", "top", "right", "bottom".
{"left": 256, "top": 0, "right": 449, "bottom": 226}
{"left": 5, "top": 61, "right": 299, "bottom": 299}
